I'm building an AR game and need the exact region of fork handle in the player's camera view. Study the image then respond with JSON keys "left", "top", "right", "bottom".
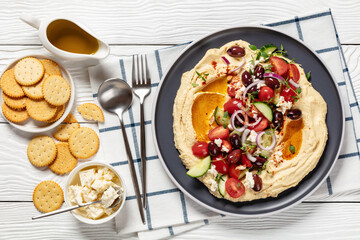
{"left": 140, "top": 101, "right": 147, "bottom": 209}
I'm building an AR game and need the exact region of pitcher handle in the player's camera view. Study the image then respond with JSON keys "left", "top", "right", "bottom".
{"left": 20, "top": 14, "right": 41, "bottom": 29}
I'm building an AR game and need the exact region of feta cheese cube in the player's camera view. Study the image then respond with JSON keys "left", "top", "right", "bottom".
{"left": 101, "top": 186, "right": 119, "bottom": 208}
{"left": 68, "top": 185, "right": 83, "bottom": 205}
{"left": 81, "top": 186, "right": 98, "bottom": 203}
{"left": 86, "top": 204, "right": 105, "bottom": 219}
{"left": 79, "top": 169, "right": 97, "bottom": 187}
{"left": 91, "top": 179, "right": 112, "bottom": 194}
{"left": 243, "top": 171, "right": 255, "bottom": 189}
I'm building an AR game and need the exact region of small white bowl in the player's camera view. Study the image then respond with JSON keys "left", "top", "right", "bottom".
{"left": 0, "top": 54, "right": 75, "bottom": 133}
{"left": 64, "top": 162, "right": 126, "bottom": 224}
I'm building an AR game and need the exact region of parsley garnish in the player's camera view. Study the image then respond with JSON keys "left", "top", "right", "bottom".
{"left": 241, "top": 144, "right": 256, "bottom": 152}
{"left": 262, "top": 160, "right": 269, "bottom": 170}
{"left": 223, "top": 123, "right": 228, "bottom": 129}
{"left": 306, "top": 71, "right": 311, "bottom": 80}
{"left": 289, "top": 145, "right": 296, "bottom": 154}
{"left": 192, "top": 83, "right": 199, "bottom": 87}
{"left": 249, "top": 44, "right": 257, "bottom": 51}
{"left": 223, "top": 111, "right": 229, "bottom": 118}
{"left": 260, "top": 51, "right": 268, "bottom": 58}
{"left": 257, "top": 169, "right": 262, "bottom": 175}
{"left": 195, "top": 71, "right": 208, "bottom": 82}
{"left": 295, "top": 87, "right": 302, "bottom": 94}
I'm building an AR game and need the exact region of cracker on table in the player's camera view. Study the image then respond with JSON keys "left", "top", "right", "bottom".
{"left": 2, "top": 102, "right": 29, "bottom": 123}
{"left": 22, "top": 73, "right": 48, "bottom": 100}
{"left": 40, "top": 59, "right": 62, "bottom": 76}
{"left": 49, "top": 142, "right": 77, "bottom": 174}
{"left": 26, "top": 98, "right": 57, "bottom": 122}
{"left": 68, "top": 127, "right": 99, "bottom": 159}
{"left": 0, "top": 68, "right": 25, "bottom": 98}
{"left": 53, "top": 122, "right": 80, "bottom": 141}
{"left": 2, "top": 93, "right": 26, "bottom": 110}
{"left": 63, "top": 113, "right": 77, "bottom": 123}
{"left": 45, "top": 105, "right": 65, "bottom": 123}
{"left": 42, "top": 75, "right": 71, "bottom": 106}
{"left": 14, "top": 57, "right": 44, "bottom": 86}
{"left": 77, "top": 103, "right": 104, "bottom": 122}
{"left": 33, "top": 180, "right": 63, "bottom": 213}
{"left": 27, "top": 135, "right": 57, "bottom": 167}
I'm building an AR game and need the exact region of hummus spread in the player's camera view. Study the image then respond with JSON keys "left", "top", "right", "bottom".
{"left": 173, "top": 40, "right": 327, "bottom": 202}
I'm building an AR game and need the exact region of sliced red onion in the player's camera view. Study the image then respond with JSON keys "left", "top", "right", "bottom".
{"left": 221, "top": 56, "right": 230, "bottom": 65}
{"left": 242, "top": 80, "right": 265, "bottom": 99}
{"left": 245, "top": 117, "right": 262, "bottom": 127}
{"left": 230, "top": 111, "right": 246, "bottom": 133}
{"left": 241, "top": 129, "right": 250, "bottom": 145}
{"left": 230, "top": 57, "right": 246, "bottom": 73}
{"left": 246, "top": 151, "right": 257, "bottom": 162}
{"left": 263, "top": 73, "right": 284, "bottom": 83}
{"left": 256, "top": 131, "right": 276, "bottom": 150}
{"left": 289, "top": 79, "right": 301, "bottom": 89}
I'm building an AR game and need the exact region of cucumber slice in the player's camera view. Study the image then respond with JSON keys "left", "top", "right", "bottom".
{"left": 214, "top": 106, "right": 231, "bottom": 126}
{"left": 218, "top": 174, "right": 228, "bottom": 197}
{"left": 229, "top": 130, "right": 242, "bottom": 137}
{"left": 186, "top": 156, "right": 211, "bottom": 178}
{"left": 260, "top": 44, "right": 277, "bottom": 55}
{"left": 259, "top": 150, "right": 272, "bottom": 159}
{"left": 253, "top": 102, "right": 273, "bottom": 122}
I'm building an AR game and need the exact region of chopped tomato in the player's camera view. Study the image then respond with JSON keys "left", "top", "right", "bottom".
{"left": 225, "top": 178, "right": 245, "bottom": 198}
{"left": 241, "top": 154, "right": 253, "bottom": 168}
{"left": 229, "top": 164, "right": 241, "bottom": 179}
{"left": 269, "top": 56, "right": 289, "bottom": 76}
{"left": 280, "top": 84, "right": 297, "bottom": 103}
{"left": 221, "top": 140, "right": 232, "bottom": 153}
{"left": 191, "top": 141, "right": 209, "bottom": 158}
{"left": 223, "top": 98, "right": 242, "bottom": 114}
{"left": 211, "top": 155, "right": 229, "bottom": 174}
{"left": 259, "top": 86, "right": 274, "bottom": 102}
{"left": 208, "top": 126, "right": 229, "bottom": 140}
{"left": 287, "top": 64, "right": 300, "bottom": 82}
{"left": 248, "top": 117, "right": 269, "bottom": 132}
{"left": 227, "top": 86, "right": 236, "bottom": 98}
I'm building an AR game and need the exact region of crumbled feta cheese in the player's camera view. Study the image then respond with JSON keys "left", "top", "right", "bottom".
{"left": 207, "top": 165, "right": 218, "bottom": 177}
{"left": 259, "top": 56, "right": 265, "bottom": 62}
{"left": 79, "top": 169, "right": 97, "bottom": 187}
{"left": 214, "top": 138, "right": 222, "bottom": 147}
{"left": 253, "top": 147, "right": 262, "bottom": 156}
{"left": 208, "top": 178, "right": 218, "bottom": 192}
{"left": 243, "top": 172, "right": 255, "bottom": 189}
{"left": 276, "top": 96, "right": 293, "bottom": 114}
{"left": 273, "top": 150, "right": 283, "bottom": 162}
{"left": 221, "top": 144, "right": 230, "bottom": 153}
{"left": 68, "top": 185, "right": 83, "bottom": 205}
{"left": 247, "top": 130, "right": 258, "bottom": 144}
{"left": 257, "top": 82, "right": 266, "bottom": 89}
{"left": 86, "top": 204, "right": 105, "bottom": 219}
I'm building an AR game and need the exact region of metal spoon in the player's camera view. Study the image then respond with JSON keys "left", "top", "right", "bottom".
{"left": 97, "top": 78, "right": 146, "bottom": 224}
{"left": 32, "top": 188, "right": 123, "bottom": 220}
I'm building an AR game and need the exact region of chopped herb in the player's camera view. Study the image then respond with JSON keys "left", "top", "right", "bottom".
{"left": 281, "top": 44, "right": 284, "bottom": 51}
{"left": 260, "top": 51, "right": 268, "bottom": 58}
{"left": 241, "top": 144, "right": 256, "bottom": 152}
{"left": 237, "top": 182, "right": 244, "bottom": 189}
{"left": 257, "top": 169, "right": 262, "bottom": 175}
{"left": 289, "top": 145, "right": 296, "bottom": 154}
{"left": 249, "top": 69, "right": 254, "bottom": 75}
{"left": 266, "top": 170, "right": 271, "bottom": 174}
{"left": 223, "top": 111, "right": 229, "bottom": 118}
{"left": 249, "top": 44, "right": 257, "bottom": 51}
{"left": 264, "top": 64, "right": 273, "bottom": 71}
{"left": 262, "top": 160, "right": 269, "bottom": 170}
{"left": 192, "top": 83, "right": 199, "bottom": 87}
{"left": 256, "top": 52, "right": 261, "bottom": 60}
{"left": 295, "top": 87, "right": 302, "bottom": 94}
{"left": 223, "top": 123, "right": 228, "bottom": 129}
{"left": 195, "top": 71, "right": 207, "bottom": 82}
{"left": 306, "top": 71, "right": 311, "bottom": 80}
{"left": 274, "top": 44, "right": 287, "bottom": 57}
{"left": 290, "top": 58, "right": 295, "bottom": 63}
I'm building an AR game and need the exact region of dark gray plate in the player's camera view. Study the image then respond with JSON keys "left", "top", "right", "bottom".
{"left": 152, "top": 26, "right": 344, "bottom": 216}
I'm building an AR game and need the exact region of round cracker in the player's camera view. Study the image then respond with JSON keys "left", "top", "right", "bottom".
{"left": 33, "top": 180, "right": 63, "bottom": 213}
{"left": 27, "top": 135, "right": 57, "bottom": 167}
{"left": 63, "top": 113, "right": 77, "bottom": 123}
{"left": 26, "top": 98, "right": 57, "bottom": 121}
{"left": 68, "top": 127, "right": 99, "bottom": 159}
{"left": 0, "top": 69, "right": 25, "bottom": 98}
{"left": 2, "top": 102, "right": 29, "bottom": 123}
{"left": 45, "top": 105, "right": 65, "bottom": 123}
{"left": 77, "top": 103, "right": 104, "bottom": 122}
{"left": 40, "top": 59, "right": 62, "bottom": 76}
{"left": 22, "top": 73, "right": 48, "bottom": 100}
{"left": 42, "top": 75, "right": 71, "bottom": 106}
{"left": 53, "top": 122, "right": 80, "bottom": 141}
{"left": 49, "top": 142, "right": 77, "bottom": 174}
{"left": 2, "top": 93, "right": 26, "bottom": 110}
{"left": 14, "top": 57, "right": 44, "bottom": 86}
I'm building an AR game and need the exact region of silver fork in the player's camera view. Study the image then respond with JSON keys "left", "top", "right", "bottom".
{"left": 132, "top": 54, "right": 151, "bottom": 209}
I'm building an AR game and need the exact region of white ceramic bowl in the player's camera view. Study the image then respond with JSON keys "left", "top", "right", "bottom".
{"left": 64, "top": 162, "right": 126, "bottom": 224}
{"left": 0, "top": 54, "right": 75, "bottom": 133}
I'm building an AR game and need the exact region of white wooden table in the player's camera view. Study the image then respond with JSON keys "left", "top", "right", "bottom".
{"left": 1, "top": 1, "right": 360, "bottom": 239}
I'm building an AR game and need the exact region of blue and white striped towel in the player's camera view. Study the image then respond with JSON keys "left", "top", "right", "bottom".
{"left": 88, "top": 9, "right": 360, "bottom": 239}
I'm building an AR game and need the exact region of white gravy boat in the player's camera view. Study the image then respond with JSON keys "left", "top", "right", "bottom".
{"left": 20, "top": 14, "right": 110, "bottom": 62}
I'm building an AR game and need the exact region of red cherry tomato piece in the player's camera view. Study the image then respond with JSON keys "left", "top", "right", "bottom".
{"left": 223, "top": 98, "right": 242, "bottom": 115}
{"left": 259, "top": 86, "right": 275, "bottom": 102}
{"left": 225, "top": 178, "right": 245, "bottom": 198}
{"left": 227, "top": 86, "right": 236, "bottom": 98}
{"left": 280, "top": 85, "right": 297, "bottom": 103}
{"left": 211, "top": 155, "right": 229, "bottom": 174}
{"left": 221, "top": 140, "right": 232, "bottom": 153}
{"left": 241, "top": 153, "right": 253, "bottom": 168}
{"left": 288, "top": 64, "right": 300, "bottom": 82}
{"left": 269, "top": 56, "right": 289, "bottom": 76}
{"left": 248, "top": 117, "right": 269, "bottom": 132}
{"left": 229, "top": 164, "right": 241, "bottom": 179}
{"left": 191, "top": 141, "right": 209, "bottom": 158}
{"left": 208, "top": 126, "right": 229, "bottom": 140}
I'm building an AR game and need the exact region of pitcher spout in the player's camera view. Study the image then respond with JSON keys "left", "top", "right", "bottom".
{"left": 20, "top": 13, "right": 41, "bottom": 29}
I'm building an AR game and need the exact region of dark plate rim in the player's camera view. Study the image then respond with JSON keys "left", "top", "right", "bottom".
{"left": 151, "top": 25, "right": 345, "bottom": 217}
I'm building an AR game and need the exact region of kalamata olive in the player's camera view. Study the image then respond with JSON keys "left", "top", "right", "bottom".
{"left": 265, "top": 77, "right": 280, "bottom": 89}
{"left": 241, "top": 71, "right": 253, "bottom": 87}
{"left": 229, "top": 133, "right": 241, "bottom": 149}
{"left": 252, "top": 174, "right": 262, "bottom": 192}
{"left": 227, "top": 149, "right": 242, "bottom": 164}
{"left": 253, "top": 157, "right": 267, "bottom": 169}
{"left": 227, "top": 46, "right": 245, "bottom": 57}
{"left": 208, "top": 142, "right": 221, "bottom": 156}
{"left": 287, "top": 109, "right": 302, "bottom": 120}
{"left": 273, "top": 110, "right": 284, "bottom": 128}
{"left": 247, "top": 85, "right": 258, "bottom": 94}
{"left": 254, "top": 65, "right": 265, "bottom": 79}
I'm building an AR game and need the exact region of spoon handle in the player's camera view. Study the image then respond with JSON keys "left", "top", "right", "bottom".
{"left": 119, "top": 115, "right": 146, "bottom": 224}
{"left": 32, "top": 201, "right": 100, "bottom": 220}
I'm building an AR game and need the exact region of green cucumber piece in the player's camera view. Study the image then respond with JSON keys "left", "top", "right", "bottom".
{"left": 218, "top": 174, "right": 228, "bottom": 197}
{"left": 186, "top": 156, "right": 211, "bottom": 178}
{"left": 260, "top": 44, "right": 277, "bottom": 55}
{"left": 259, "top": 150, "right": 272, "bottom": 159}
{"left": 214, "top": 106, "right": 231, "bottom": 126}
{"left": 229, "top": 130, "right": 242, "bottom": 137}
{"left": 253, "top": 102, "right": 273, "bottom": 122}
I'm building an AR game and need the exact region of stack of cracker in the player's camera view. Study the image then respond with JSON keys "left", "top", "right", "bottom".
{"left": 0, "top": 57, "right": 71, "bottom": 123}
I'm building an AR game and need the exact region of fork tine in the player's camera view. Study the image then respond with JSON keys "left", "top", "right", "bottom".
{"left": 140, "top": 54, "right": 146, "bottom": 85}
{"left": 132, "top": 55, "right": 137, "bottom": 86}
{"left": 144, "top": 55, "right": 150, "bottom": 86}
{"left": 137, "top": 54, "right": 142, "bottom": 85}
